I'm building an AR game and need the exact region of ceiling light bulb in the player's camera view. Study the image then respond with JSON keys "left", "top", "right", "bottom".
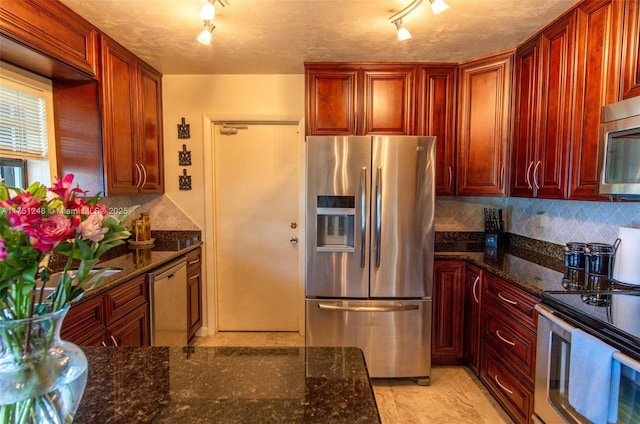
{"left": 199, "top": 1, "right": 215, "bottom": 20}
{"left": 394, "top": 20, "right": 412, "bottom": 41}
{"left": 429, "top": 0, "right": 449, "bottom": 15}
{"left": 197, "top": 23, "right": 215, "bottom": 45}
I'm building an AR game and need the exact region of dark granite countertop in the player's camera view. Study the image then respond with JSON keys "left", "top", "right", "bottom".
{"left": 70, "top": 230, "right": 203, "bottom": 302}
{"left": 75, "top": 346, "right": 381, "bottom": 424}
{"left": 435, "top": 241, "right": 566, "bottom": 297}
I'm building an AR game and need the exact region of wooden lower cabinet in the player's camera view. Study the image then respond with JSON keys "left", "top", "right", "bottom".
{"left": 480, "top": 272, "right": 538, "bottom": 424}
{"left": 62, "top": 275, "right": 150, "bottom": 347}
{"left": 432, "top": 260, "right": 465, "bottom": 365}
{"left": 463, "top": 264, "right": 482, "bottom": 374}
{"left": 186, "top": 247, "right": 203, "bottom": 342}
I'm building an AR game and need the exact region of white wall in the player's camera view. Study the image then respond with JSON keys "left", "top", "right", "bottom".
{"left": 161, "top": 74, "right": 305, "bottom": 335}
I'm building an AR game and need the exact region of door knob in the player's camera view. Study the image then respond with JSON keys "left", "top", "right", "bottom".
{"left": 289, "top": 236, "right": 298, "bottom": 246}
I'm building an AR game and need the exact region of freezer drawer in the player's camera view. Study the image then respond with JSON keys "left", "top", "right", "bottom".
{"left": 305, "top": 299, "right": 432, "bottom": 381}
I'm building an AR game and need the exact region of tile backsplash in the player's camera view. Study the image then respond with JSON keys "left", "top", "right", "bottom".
{"left": 101, "top": 194, "right": 200, "bottom": 231}
{"left": 436, "top": 196, "right": 640, "bottom": 246}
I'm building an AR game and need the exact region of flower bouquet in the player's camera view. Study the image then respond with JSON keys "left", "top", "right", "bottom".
{"left": 0, "top": 174, "right": 134, "bottom": 423}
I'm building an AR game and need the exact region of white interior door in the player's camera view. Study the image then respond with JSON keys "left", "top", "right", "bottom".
{"left": 213, "top": 123, "right": 300, "bottom": 331}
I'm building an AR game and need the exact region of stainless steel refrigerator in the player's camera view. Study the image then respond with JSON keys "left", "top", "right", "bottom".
{"left": 305, "top": 135, "right": 435, "bottom": 384}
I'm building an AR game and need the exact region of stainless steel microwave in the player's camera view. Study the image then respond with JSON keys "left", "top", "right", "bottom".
{"left": 598, "top": 96, "right": 640, "bottom": 198}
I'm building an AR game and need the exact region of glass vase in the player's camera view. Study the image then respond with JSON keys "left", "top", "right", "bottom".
{"left": 0, "top": 306, "right": 88, "bottom": 424}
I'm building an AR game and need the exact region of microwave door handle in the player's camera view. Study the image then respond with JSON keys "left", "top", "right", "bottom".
{"left": 374, "top": 167, "right": 382, "bottom": 268}
{"left": 360, "top": 167, "right": 367, "bottom": 269}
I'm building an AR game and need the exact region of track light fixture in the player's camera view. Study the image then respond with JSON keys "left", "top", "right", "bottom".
{"left": 394, "top": 19, "right": 412, "bottom": 41}
{"left": 197, "top": 0, "right": 227, "bottom": 45}
{"left": 389, "top": 0, "right": 449, "bottom": 41}
{"left": 197, "top": 21, "right": 215, "bottom": 45}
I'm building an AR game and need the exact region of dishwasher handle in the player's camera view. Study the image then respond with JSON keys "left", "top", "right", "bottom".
{"left": 152, "top": 260, "right": 187, "bottom": 281}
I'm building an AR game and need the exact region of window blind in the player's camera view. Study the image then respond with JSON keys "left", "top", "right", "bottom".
{"left": 0, "top": 85, "right": 48, "bottom": 159}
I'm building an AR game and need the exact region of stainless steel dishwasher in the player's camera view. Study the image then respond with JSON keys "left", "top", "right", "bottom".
{"left": 148, "top": 258, "right": 187, "bottom": 346}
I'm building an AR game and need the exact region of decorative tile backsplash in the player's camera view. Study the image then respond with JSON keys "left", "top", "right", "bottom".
{"left": 101, "top": 194, "right": 200, "bottom": 231}
{"left": 435, "top": 196, "right": 640, "bottom": 246}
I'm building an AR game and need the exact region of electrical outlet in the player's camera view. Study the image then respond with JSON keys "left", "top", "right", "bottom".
{"left": 535, "top": 212, "right": 547, "bottom": 228}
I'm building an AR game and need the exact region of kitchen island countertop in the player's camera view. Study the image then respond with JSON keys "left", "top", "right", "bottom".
{"left": 75, "top": 346, "right": 381, "bottom": 423}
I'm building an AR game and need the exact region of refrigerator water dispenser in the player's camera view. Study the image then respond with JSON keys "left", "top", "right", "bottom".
{"left": 316, "top": 195, "right": 355, "bottom": 252}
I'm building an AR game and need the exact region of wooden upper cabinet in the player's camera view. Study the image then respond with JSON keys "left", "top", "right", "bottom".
{"left": 305, "top": 64, "right": 415, "bottom": 135}
{"left": 457, "top": 52, "right": 513, "bottom": 197}
{"left": 306, "top": 67, "right": 359, "bottom": 135}
{"left": 511, "top": 39, "right": 540, "bottom": 198}
{"left": 511, "top": 14, "right": 574, "bottom": 199}
{"left": 569, "top": 0, "right": 624, "bottom": 200}
{"left": 417, "top": 66, "right": 457, "bottom": 195}
{"left": 621, "top": 0, "right": 640, "bottom": 99}
{"left": 137, "top": 61, "right": 165, "bottom": 194}
{"left": 362, "top": 67, "right": 415, "bottom": 135}
{"left": 0, "top": 0, "right": 98, "bottom": 79}
{"left": 102, "top": 36, "right": 164, "bottom": 195}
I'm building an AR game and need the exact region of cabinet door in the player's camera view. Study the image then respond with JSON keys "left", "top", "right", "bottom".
{"left": 186, "top": 248, "right": 202, "bottom": 341}
{"left": 107, "top": 304, "right": 149, "bottom": 347}
{"left": 0, "top": 0, "right": 98, "bottom": 79}
{"left": 463, "top": 264, "right": 482, "bottom": 375}
{"left": 569, "top": 0, "right": 624, "bottom": 200}
{"left": 535, "top": 15, "right": 574, "bottom": 199}
{"left": 305, "top": 67, "right": 359, "bottom": 135}
{"left": 138, "top": 62, "right": 164, "bottom": 193}
{"left": 457, "top": 53, "right": 513, "bottom": 196}
{"left": 621, "top": 0, "right": 640, "bottom": 99}
{"left": 432, "top": 261, "right": 465, "bottom": 365}
{"left": 101, "top": 36, "right": 140, "bottom": 195}
{"left": 362, "top": 67, "right": 415, "bottom": 135}
{"left": 61, "top": 294, "right": 106, "bottom": 346}
{"left": 418, "top": 66, "right": 457, "bottom": 195}
{"left": 511, "top": 40, "right": 540, "bottom": 198}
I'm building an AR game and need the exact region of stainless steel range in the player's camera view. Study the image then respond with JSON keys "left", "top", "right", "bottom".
{"left": 534, "top": 289, "right": 640, "bottom": 424}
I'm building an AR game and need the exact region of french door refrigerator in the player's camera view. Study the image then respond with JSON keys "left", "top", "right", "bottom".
{"left": 305, "top": 135, "right": 436, "bottom": 384}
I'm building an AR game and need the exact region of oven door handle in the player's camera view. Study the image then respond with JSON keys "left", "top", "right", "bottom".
{"left": 535, "top": 304, "right": 576, "bottom": 333}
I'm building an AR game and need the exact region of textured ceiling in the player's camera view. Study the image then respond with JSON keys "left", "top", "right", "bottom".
{"left": 57, "top": 0, "right": 580, "bottom": 75}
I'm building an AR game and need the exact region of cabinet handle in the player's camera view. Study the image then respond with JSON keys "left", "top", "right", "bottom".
{"left": 533, "top": 160, "right": 541, "bottom": 190}
{"left": 498, "top": 292, "right": 518, "bottom": 306}
{"left": 188, "top": 273, "right": 200, "bottom": 280}
{"left": 188, "top": 258, "right": 201, "bottom": 266}
{"left": 500, "top": 165, "right": 505, "bottom": 188}
{"left": 140, "top": 164, "right": 148, "bottom": 188}
{"left": 494, "top": 375, "right": 514, "bottom": 395}
{"left": 525, "top": 161, "right": 533, "bottom": 189}
{"left": 448, "top": 166, "right": 453, "bottom": 190}
{"left": 110, "top": 335, "right": 119, "bottom": 347}
{"left": 101, "top": 341, "right": 107, "bottom": 347}
{"left": 472, "top": 276, "right": 480, "bottom": 304}
{"left": 496, "top": 329, "right": 516, "bottom": 346}
{"left": 135, "top": 164, "right": 142, "bottom": 188}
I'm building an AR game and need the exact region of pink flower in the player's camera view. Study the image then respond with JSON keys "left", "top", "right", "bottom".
{"left": 0, "top": 238, "right": 6, "bottom": 260}
{"left": 78, "top": 214, "right": 108, "bottom": 242}
{"left": 49, "top": 174, "right": 86, "bottom": 202}
{"left": 29, "top": 213, "right": 74, "bottom": 252}
{"left": 0, "top": 193, "right": 44, "bottom": 228}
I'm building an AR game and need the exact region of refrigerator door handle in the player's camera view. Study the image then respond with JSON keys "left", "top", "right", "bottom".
{"left": 317, "top": 303, "right": 419, "bottom": 312}
{"left": 360, "top": 167, "right": 367, "bottom": 268}
{"left": 374, "top": 166, "right": 382, "bottom": 268}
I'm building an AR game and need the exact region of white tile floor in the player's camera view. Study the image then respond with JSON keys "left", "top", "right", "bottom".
{"left": 193, "top": 332, "right": 513, "bottom": 424}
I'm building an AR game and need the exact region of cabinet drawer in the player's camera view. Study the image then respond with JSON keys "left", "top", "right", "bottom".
{"left": 483, "top": 273, "right": 538, "bottom": 330}
{"left": 105, "top": 275, "right": 148, "bottom": 325}
{"left": 480, "top": 343, "right": 533, "bottom": 424}
{"left": 186, "top": 249, "right": 201, "bottom": 274}
{"left": 483, "top": 303, "right": 537, "bottom": 381}
{"left": 62, "top": 295, "right": 105, "bottom": 345}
